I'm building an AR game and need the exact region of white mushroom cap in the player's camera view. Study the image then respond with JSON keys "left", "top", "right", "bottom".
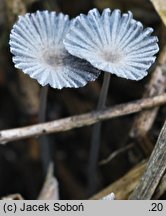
{"left": 9, "top": 11, "right": 100, "bottom": 89}
{"left": 64, "top": 8, "right": 159, "bottom": 81}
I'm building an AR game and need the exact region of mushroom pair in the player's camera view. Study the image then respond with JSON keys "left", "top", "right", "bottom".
{"left": 9, "top": 9, "right": 159, "bottom": 191}
{"left": 9, "top": 9, "right": 159, "bottom": 89}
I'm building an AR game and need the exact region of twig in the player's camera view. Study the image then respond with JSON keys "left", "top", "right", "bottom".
{"left": 129, "top": 120, "right": 166, "bottom": 200}
{"left": 99, "top": 144, "right": 134, "bottom": 166}
{"left": 0, "top": 93, "right": 166, "bottom": 144}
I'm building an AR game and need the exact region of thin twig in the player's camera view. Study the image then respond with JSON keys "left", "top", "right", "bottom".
{"left": 0, "top": 93, "right": 166, "bottom": 144}
{"left": 129, "top": 120, "right": 166, "bottom": 200}
{"left": 99, "top": 143, "right": 134, "bottom": 166}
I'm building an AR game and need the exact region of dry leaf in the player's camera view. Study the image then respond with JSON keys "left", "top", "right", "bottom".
{"left": 38, "top": 163, "right": 59, "bottom": 200}
{"left": 1, "top": 194, "right": 24, "bottom": 200}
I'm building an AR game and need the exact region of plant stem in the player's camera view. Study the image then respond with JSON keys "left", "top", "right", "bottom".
{"left": 88, "top": 72, "right": 111, "bottom": 195}
{"left": 38, "top": 85, "right": 51, "bottom": 176}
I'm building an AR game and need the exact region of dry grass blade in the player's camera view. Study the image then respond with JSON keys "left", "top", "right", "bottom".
{"left": 90, "top": 161, "right": 147, "bottom": 200}
{"left": 153, "top": 173, "right": 166, "bottom": 199}
{"left": 99, "top": 144, "right": 134, "bottom": 166}
{"left": 129, "top": 120, "right": 166, "bottom": 200}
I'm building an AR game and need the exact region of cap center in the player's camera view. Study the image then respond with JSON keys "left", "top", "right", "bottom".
{"left": 102, "top": 51, "right": 122, "bottom": 64}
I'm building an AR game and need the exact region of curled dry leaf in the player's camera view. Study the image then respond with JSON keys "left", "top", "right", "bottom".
{"left": 38, "top": 163, "right": 59, "bottom": 200}
{"left": 1, "top": 193, "right": 24, "bottom": 200}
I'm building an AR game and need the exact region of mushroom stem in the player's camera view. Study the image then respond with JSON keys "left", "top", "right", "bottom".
{"left": 97, "top": 72, "right": 111, "bottom": 109}
{"left": 39, "top": 85, "right": 49, "bottom": 123}
{"left": 88, "top": 72, "right": 111, "bottom": 194}
{"left": 38, "top": 85, "right": 51, "bottom": 176}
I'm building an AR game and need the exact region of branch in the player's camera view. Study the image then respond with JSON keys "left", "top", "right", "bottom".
{"left": 0, "top": 93, "right": 166, "bottom": 144}
{"left": 129, "top": 120, "right": 166, "bottom": 200}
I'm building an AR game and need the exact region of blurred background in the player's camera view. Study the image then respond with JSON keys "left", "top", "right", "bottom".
{"left": 0, "top": 0, "right": 165, "bottom": 199}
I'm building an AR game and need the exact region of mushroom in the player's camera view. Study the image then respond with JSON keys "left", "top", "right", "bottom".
{"left": 64, "top": 8, "right": 159, "bottom": 193}
{"left": 64, "top": 8, "right": 159, "bottom": 81}
{"left": 9, "top": 10, "right": 100, "bottom": 89}
{"left": 9, "top": 10, "right": 100, "bottom": 176}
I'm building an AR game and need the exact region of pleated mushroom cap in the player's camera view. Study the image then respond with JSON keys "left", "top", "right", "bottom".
{"left": 64, "top": 8, "right": 159, "bottom": 80}
{"left": 9, "top": 11, "right": 100, "bottom": 89}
